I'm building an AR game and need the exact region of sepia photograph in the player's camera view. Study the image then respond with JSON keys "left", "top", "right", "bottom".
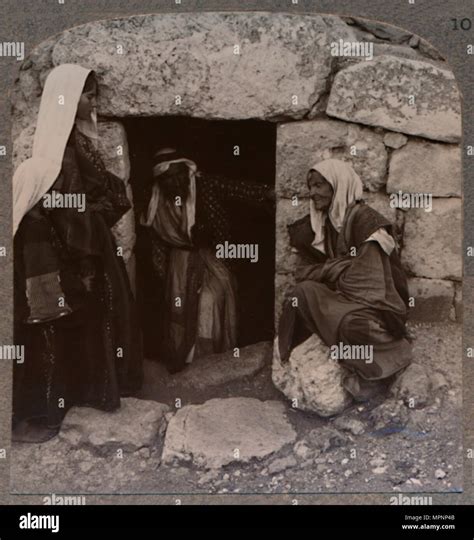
{"left": 9, "top": 11, "right": 462, "bottom": 496}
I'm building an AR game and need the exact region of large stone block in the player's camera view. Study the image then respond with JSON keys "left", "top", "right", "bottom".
{"left": 333, "top": 42, "right": 446, "bottom": 73}
{"left": 407, "top": 278, "right": 456, "bottom": 322}
{"left": 402, "top": 198, "right": 461, "bottom": 280}
{"left": 275, "top": 197, "right": 309, "bottom": 274}
{"left": 276, "top": 119, "right": 387, "bottom": 195}
{"left": 43, "top": 13, "right": 333, "bottom": 121}
{"left": 162, "top": 397, "right": 297, "bottom": 469}
{"left": 327, "top": 55, "right": 461, "bottom": 143}
{"left": 387, "top": 139, "right": 461, "bottom": 197}
{"left": 363, "top": 191, "right": 398, "bottom": 224}
{"left": 59, "top": 398, "right": 170, "bottom": 453}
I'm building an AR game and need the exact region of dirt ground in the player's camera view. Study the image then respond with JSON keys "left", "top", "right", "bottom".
{"left": 11, "top": 322, "right": 462, "bottom": 496}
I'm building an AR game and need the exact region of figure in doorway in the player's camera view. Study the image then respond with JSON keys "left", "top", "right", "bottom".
{"left": 141, "top": 148, "right": 274, "bottom": 373}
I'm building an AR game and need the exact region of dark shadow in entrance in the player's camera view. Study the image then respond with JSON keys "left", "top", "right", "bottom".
{"left": 122, "top": 116, "right": 276, "bottom": 365}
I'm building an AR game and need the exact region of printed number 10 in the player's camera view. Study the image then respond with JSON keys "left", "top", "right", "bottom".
{"left": 451, "top": 18, "right": 472, "bottom": 30}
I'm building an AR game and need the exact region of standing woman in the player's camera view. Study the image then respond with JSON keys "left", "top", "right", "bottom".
{"left": 12, "top": 64, "right": 142, "bottom": 442}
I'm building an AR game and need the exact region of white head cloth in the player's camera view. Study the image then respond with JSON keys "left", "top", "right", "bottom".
{"left": 309, "top": 159, "right": 364, "bottom": 253}
{"left": 141, "top": 148, "right": 197, "bottom": 240}
{"left": 13, "top": 63, "right": 95, "bottom": 236}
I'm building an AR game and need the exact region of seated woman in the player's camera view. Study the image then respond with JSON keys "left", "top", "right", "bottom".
{"left": 277, "top": 158, "right": 412, "bottom": 401}
{"left": 12, "top": 64, "right": 142, "bottom": 442}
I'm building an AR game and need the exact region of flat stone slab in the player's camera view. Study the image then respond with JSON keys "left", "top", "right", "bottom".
{"left": 59, "top": 397, "right": 170, "bottom": 452}
{"left": 46, "top": 13, "right": 333, "bottom": 121}
{"left": 162, "top": 397, "right": 297, "bottom": 469}
{"left": 177, "top": 341, "right": 271, "bottom": 391}
{"left": 327, "top": 55, "right": 461, "bottom": 143}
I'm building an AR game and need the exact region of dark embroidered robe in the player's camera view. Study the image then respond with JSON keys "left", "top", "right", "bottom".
{"left": 13, "top": 127, "right": 143, "bottom": 428}
{"left": 278, "top": 201, "right": 412, "bottom": 399}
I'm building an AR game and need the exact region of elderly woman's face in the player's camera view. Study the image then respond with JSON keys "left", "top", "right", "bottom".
{"left": 76, "top": 77, "right": 97, "bottom": 121}
{"left": 308, "top": 170, "right": 334, "bottom": 211}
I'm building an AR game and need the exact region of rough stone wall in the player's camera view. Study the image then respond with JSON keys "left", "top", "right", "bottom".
{"left": 10, "top": 13, "right": 462, "bottom": 322}
{"left": 270, "top": 16, "right": 462, "bottom": 326}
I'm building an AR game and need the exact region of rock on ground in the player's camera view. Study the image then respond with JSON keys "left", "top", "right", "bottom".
{"left": 162, "top": 397, "right": 297, "bottom": 469}
{"left": 11, "top": 323, "right": 462, "bottom": 494}
{"left": 59, "top": 397, "right": 170, "bottom": 452}
{"left": 390, "top": 363, "right": 431, "bottom": 408}
{"left": 326, "top": 55, "right": 461, "bottom": 143}
{"left": 272, "top": 335, "right": 352, "bottom": 417}
{"left": 268, "top": 455, "right": 298, "bottom": 475}
{"left": 370, "top": 398, "right": 411, "bottom": 430}
{"left": 306, "top": 426, "right": 351, "bottom": 453}
{"left": 333, "top": 416, "right": 366, "bottom": 436}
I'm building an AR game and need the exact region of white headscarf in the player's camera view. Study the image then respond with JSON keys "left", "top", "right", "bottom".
{"left": 13, "top": 63, "right": 95, "bottom": 236}
{"left": 309, "top": 159, "right": 364, "bottom": 253}
{"left": 141, "top": 148, "right": 197, "bottom": 240}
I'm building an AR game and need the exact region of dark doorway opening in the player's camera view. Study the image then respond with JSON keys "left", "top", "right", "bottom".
{"left": 122, "top": 116, "right": 276, "bottom": 363}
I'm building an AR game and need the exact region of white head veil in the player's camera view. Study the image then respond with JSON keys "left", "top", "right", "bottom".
{"left": 13, "top": 63, "right": 95, "bottom": 236}
{"left": 141, "top": 148, "right": 197, "bottom": 240}
{"left": 309, "top": 159, "right": 364, "bottom": 253}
